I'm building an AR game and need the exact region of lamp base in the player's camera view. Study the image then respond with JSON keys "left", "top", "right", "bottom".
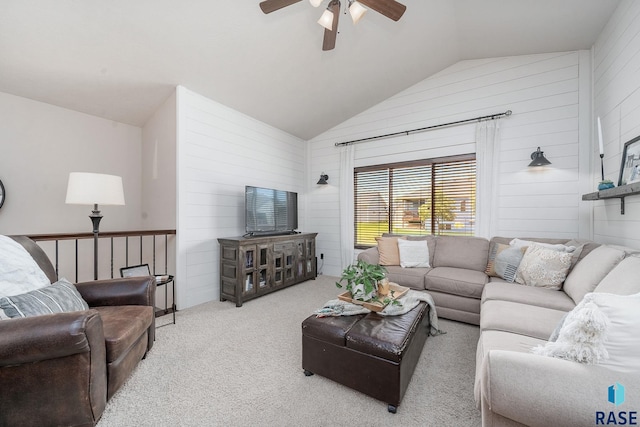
{"left": 89, "top": 204, "right": 103, "bottom": 280}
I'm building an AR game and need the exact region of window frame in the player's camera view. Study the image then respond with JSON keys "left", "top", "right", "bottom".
{"left": 354, "top": 153, "right": 476, "bottom": 249}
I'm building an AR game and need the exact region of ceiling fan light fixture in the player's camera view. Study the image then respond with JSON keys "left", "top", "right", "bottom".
{"left": 317, "top": 8, "right": 334, "bottom": 30}
{"left": 348, "top": 1, "right": 367, "bottom": 24}
{"left": 309, "top": 0, "right": 323, "bottom": 7}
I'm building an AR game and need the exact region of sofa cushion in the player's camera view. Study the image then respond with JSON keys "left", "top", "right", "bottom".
{"left": 563, "top": 245, "right": 626, "bottom": 304}
{"left": 397, "top": 238, "right": 430, "bottom": 268}
{"left": 0, "top": 278, "right": 89, "bottom": 320}
{"left": 426, "top": 267, "right": 487, "bottom": 299}
{"left": 384, "top": 265, "right": 430, "bottom": 290}
{"left": 375, "top": 236, "right": 402, "bottom": 266}
{"left": 432, "top": 236, "right": 489, "bottom": 271}
{"left": 481, "top": 282, "right": 576, "bottom": 312}
{"left": 480, "top": 300, "right": 567, "bottom": 340}
{"left": 593, "top": 255, "right": 640, "bottom": 295}
{"left": 93, "top": 305, "right": 154, "bottom": 363}
{"left": 514, "top": 244, "right": 573, "bottom": 290}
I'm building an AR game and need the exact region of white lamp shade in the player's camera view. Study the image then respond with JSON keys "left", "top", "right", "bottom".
{"left": 309, "top": 0, "right": 323, "bottom": 7}
{"left": 65, "top": 172, "right": 125, "bottom": 206}
{"left": 349, "top": 1, "right": 367, "bottom": 24}
{"left": 318, "top": 9, "right": 334, "bottom": 30}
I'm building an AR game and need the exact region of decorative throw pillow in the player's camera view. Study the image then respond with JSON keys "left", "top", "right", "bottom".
{"left": 376, "top": 236, "right": 403, "bottom": 266}
{"left": 0, "top": 278, "right": 89, "bottom": 320}
{"left": 533, "top": 292, "right": 640, "bottom": 372}
{"left": 515, "top": 244, "right": 573, "bottom": 290}
{"left": 0, "top": 235, "right": 51, "bottom": 298}
{"left": 587, "top": 292, "right": 640, "bottom": 372}
{"left": 485, "top": 242, "right": 526, "bottom": 282}
{"left": 532, "top": 294, "right": 610, "bottom": 363}
{"left": 510, "top": 238, "right": 576, "bottom": 253}
{"left": 397, "top": 238, "right": 430, "bottom": 268}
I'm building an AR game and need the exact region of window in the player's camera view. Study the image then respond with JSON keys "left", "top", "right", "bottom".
{"left": 354, "top": 155, "right": 476, "bottom": 248}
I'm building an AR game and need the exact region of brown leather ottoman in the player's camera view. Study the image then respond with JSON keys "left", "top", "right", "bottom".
{"left": 301, "top": 302, "right": 430, "bottom": 413}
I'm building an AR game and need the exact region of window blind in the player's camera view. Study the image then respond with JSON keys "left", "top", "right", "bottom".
{"left": 354, "top": 155, "right": 476, "bottom": 248}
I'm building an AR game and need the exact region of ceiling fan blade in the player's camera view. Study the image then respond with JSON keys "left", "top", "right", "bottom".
{"left": 259, "top": 0, "right": 302, "bottom": 14}
{"left": 358, "top": 0, "right": 406, "bottom": 21}
{"left": 322, "top": 1, "right": 341, "bottom": 51}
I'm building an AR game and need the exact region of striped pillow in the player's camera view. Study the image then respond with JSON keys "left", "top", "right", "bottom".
{"left": 0, "top": 278, "right": 89, "bottom": 320}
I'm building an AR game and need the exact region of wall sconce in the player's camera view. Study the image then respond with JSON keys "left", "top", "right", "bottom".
{"left": 528, "top": 147, "right": 551, "bottom": 167}
{"left": 317, "top": 173, "right": 329, "bottom": 185}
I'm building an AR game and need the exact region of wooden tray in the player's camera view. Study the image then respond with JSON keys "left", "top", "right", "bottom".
{"left": 337, "top": 283, "right": 409, "bottom": 312}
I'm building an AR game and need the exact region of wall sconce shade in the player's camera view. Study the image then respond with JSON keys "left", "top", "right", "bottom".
{"left": 309, "top": 0, "right": 323, "bottom": 6}
{"left": 317, "top": 173, "right": 329, "bottom": 185}
{"left": 65, "top": 172, "right": 125, "bottom": 206}
{"left": 528, "top": 147, "right": 551, "bottom": 167}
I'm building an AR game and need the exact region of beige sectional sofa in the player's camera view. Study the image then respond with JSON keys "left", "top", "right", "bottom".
{"left": 358, "top": 234, "right": 640, "bottom": 427}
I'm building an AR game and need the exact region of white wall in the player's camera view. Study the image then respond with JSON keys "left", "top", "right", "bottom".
{"left": 309, "top": 51, "right": 591, "bottom": 277}
{"left": 592, "top": 0, "right": 640, "bottom": 248}
{"left": 142, "top": 90, "right": 177, "bottom": 230}
{"left": 176, "top": 86, "right": 306, "bottom": 309}
{"left": 0, "top": 91, "right": 143, "bottom": 235}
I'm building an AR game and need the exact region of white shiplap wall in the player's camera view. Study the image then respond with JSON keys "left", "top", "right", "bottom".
{"left": 309, "top": 51, "right": 591, "bottom": 277}
{"left": 592, "top": 0, "right": 640, "bottom": 248}
{"left": 176, "top": 86, "right": 306, "bottom": 309}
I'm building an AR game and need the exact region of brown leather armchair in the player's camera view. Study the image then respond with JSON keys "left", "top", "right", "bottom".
{"left": 0, "top": 236, "right": 156, "bottom": 427}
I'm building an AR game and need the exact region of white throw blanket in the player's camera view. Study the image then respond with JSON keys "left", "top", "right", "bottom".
{"left": 0, "top": 235, "right": 51, "bottom": 298}
{"left": 315, "top": 290, "right": 444, "bottom": 335}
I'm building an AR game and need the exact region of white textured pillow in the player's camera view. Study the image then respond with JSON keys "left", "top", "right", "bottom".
{"left": 0, "top": 235, "right": 51, "bottom": 297}
{"left": 589, "top": 292, "right": 640, "bottom": 372}
{"left": 532, "top": 294, "right": 609, "bottom": 363}
{"left": 534, "top": 292, "right": 640, "bottom": 372}
{"left": 397, "top": 238, "right": 430, "bottom": 268}
{"left": 510, "top": 238, "right": 576, "bottom": 253}
{"left": 515, "top": 243, "right": 572, "bottom": 290}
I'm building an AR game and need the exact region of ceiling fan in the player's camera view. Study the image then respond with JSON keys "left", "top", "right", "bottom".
{"left": 259, "top": 0, "right": 407, "bottom": 51}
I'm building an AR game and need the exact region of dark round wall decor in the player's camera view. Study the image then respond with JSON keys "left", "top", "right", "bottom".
{"left": 0, "top": 179, "right": 5, "bottom": 209}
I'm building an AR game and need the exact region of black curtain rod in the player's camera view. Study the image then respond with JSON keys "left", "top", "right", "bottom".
{"left": 334, "top": 110, "right": 512, "bottom": 147}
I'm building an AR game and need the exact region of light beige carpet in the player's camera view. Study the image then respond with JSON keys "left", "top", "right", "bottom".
{"left": 98, "top": 275, "right": 482, "bottom": 427}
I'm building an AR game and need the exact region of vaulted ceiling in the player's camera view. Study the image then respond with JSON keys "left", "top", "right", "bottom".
{"left": 0, "top": 0, "right": 620, "bottom": 140}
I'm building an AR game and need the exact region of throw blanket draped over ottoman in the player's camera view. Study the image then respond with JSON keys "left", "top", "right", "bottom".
{"left": 301, "top": 301, "right": 430, "bottom": 413}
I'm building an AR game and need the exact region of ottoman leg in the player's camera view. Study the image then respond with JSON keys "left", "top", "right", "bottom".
{"left": 388, "top": 404, "right": 397, "bottom": 414}
{"left": 304, "top": 370, "right": 314, "bottom": 377}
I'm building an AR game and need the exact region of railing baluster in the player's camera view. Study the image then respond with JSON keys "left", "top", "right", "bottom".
{"left": 75, "top": 239, "right": 79, "bottom": 283}
{"left": 153, "top": 235, "right": 156, "bottom": 275}
{"left": 55, "top": 240, "right": 59, "bottom": 278}
{"left": 110, "top": 237, "right": 114, "bottom": 278}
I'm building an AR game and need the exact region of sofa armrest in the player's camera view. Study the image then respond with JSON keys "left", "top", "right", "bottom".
{"left": 0, "top": 310, "right": 104, "bottom": 366}
{"left": 357, "top": 247, "right": 380, "bottom": 265}
{"left": 0, "top": 310, "right": 108, "bottom": 426}
{"left": 482, "top": 350, "right": 640, "bottom": 427}
{"left": 76, "top": 276, "right": 156, "bottom": 307}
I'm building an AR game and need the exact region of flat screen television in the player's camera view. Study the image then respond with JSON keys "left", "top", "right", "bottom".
{"left": 245, "top": 186, "right": 298, "bottom": 236}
